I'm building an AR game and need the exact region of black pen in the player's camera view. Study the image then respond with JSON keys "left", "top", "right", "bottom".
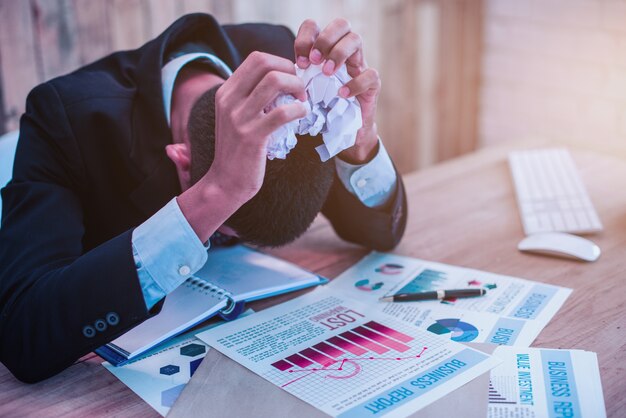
{"left": 379, "top": 288, "right": 486, "bottom": 302}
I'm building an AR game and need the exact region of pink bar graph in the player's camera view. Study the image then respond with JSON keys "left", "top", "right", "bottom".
{"left": 364, "top": 321, "right": 414, "bottom": 343}
{"left": 313, "top": 342, "right": 344, "bottom": 358}
{"left": 327, "top": 336, "right": 368, "bottom": 356}
{"left": 286, "top": 353, "right": 313, "bottom": 368}
{"left": 271, "top": 359, "right": 294, "bottom": 371}
{"left": 340, "top": 331, "right": 389, "bottom": 355}
{"left": 300, "top": 348, "right": 335, "bottom": 366}
{"left": 352, "top": 326, "right": 411, "bottom": 352}
{"left": 275, "top": 322, "right": 418, "bottom": 375}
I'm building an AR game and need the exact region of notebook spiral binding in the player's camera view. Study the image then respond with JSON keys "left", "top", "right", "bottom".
{"left": 186, "top": 276, "right": 232, "bottom": 301}
{"left": 186, "top": 276, "right": 243, "bottom": 319}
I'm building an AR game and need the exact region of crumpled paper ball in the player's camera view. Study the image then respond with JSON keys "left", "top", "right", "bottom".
{"left": 265, "top": 63, "right": 362, "bottom": 161}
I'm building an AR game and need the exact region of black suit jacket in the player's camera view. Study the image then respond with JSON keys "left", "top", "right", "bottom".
{"left": 0, "top": 14, "right": 407, "bottom": 383}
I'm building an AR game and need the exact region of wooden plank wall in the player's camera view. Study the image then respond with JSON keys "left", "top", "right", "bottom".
{"left": 0, "top": 0, "right": 483, "bottom": 173}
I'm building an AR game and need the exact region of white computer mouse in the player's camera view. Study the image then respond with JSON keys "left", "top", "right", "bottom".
{"left": 518, "top": 232, "right": 601, "bottom": 262}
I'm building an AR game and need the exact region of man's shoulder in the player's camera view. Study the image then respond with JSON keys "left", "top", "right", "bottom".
{"left": 224, "top": 22, "right": 296, "bottom": 62}
{"left": 41, "top": 51, "right": 140, "bottom": 110}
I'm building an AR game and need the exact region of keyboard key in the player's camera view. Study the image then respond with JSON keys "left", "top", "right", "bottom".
{"left": 550, "top": 212, "right": 565, "bottom": 230}
{"left": 587, "top": 210, "right": 603, "bottom": 230}
{"left": 558, "top": 199, "right": 571, "bottom": 210}
{"left": 574, "top": 210, "right": 591, "bottom": 230}
{"left": 523, "top": 216, "right": 540, "bottom": 234}
{"left": 563, "top": 212, "right": 578, "bottom": 230}
{"left": 570, "top": 197, "right": 584, "bottom": 209}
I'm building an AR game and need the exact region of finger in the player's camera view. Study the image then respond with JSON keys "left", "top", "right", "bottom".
{"left": 243, "top": 71, "right": 306, "bottom": 119}
{"left": 294, "top": 19, "right": 320, "bottom": 69}
{"left": 224, "top": 51, "right": 296, "bottom": 100}
{"left": 324, "top": 32, "right": 363, "bottom": 76}
{"left": 309, "top": 18, "right": 351, "bottom": 65}
{"left": 257, "top": 102, "right": 308, "bottom": 136}
{"left": 339, "top": 68, "right": 380, "bottom": 99}
{"left": 346, "top": 48, "right": 367, "bottom": 78}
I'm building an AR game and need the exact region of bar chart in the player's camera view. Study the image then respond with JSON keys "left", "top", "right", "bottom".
{"left": 394, "top": 269, "right": 448, "bottom": 294}
{"left": 269, "top": 320, "right": 430, "bottom": 394}
{"left": 488, "top": 379, "right": 517, "bottom": 405}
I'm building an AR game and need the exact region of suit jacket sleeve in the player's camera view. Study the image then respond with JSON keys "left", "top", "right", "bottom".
{"left": 0, "top": 83, "right": 152, "bottom": 383}
{"left": 322, "top": 167, "right": 408, "bottom": 251}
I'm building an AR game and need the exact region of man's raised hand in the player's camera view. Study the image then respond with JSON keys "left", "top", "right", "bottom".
{"left": 178, "top": 51, "right": 306, "bottom": 243}
{"left": 205, "top": 51, "right": 307, "bottom": 204}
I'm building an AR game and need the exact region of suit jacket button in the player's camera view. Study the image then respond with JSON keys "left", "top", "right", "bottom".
{"left": 94, "top": 319, "right": 108, "bottom": 332}
{"left": 82, "top": 325, "right": 96, "bottom": 338}
{"left": 106, "top": 312, "right": 120, "bottom": 326}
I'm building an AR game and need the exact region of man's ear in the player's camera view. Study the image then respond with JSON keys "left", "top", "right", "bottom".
{"left": 165, "top": 143, "right": 192, "bottom": 191}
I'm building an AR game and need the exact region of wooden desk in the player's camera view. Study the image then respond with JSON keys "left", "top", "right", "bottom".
{"left": 1, "top": 143, "right": 624, "bottom": 417}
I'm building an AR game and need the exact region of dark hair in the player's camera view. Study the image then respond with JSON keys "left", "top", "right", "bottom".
{"left": 187, "top": 85, "right": 335, "bottom": 247}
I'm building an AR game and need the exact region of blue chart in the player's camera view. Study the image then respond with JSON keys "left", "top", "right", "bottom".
{"left": 427, "top": 318, "right": 479, "bottom": 342}
{"left": 396, "top": 269, "right": 447, "bottom": 294}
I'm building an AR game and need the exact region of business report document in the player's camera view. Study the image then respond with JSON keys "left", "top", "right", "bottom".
{"left": 328, "top": 252, "right": 572, "bottom": 347}
{"left": 197, "top": 289, "right": 500, "bottom": 417}
{"left": 488, "top": 347, "right": 606, "bottom": 418}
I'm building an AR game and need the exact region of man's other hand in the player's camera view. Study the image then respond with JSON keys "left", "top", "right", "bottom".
{"left": 294, "top": 18, "right": 381, "bottom": 164}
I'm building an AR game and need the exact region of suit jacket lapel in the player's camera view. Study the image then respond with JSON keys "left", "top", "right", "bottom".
{"left": 128, "top": 13, "right": 241, "bottom": 217}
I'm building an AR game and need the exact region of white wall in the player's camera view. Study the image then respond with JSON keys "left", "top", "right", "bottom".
{"left": 479, "top": 0, "right": 626, "bottom": 156}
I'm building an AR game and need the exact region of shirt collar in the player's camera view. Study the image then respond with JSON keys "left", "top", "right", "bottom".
{"left": 161, "top": 52, "right": 232, "bottom": 127}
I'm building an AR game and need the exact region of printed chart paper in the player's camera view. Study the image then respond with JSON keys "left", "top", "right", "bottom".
{"left": 197, "top": 290, "right": 499, "bottom": 417}
{"left": 488, "top": 347, "right": 606, "bottom": 418}
{"left": 329, "top": 252, "right": 572, "bottom": 347}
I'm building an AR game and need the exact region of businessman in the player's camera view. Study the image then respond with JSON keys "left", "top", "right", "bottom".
{"left": 0, "top": 13, "right": 407, "bottom": 382}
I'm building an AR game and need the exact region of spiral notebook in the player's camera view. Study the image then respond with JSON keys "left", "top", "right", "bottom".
{"left": 96, "top": 245, "right": 327, "bottom": 366}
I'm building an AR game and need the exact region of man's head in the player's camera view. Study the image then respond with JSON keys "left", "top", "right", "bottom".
{"left": 182, "top": 84, "right": 334, "bottom": 247}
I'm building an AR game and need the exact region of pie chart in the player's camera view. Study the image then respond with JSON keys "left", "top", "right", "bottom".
{"left": 354, "top": 279, "right": 384, "bottom": 291}
{"left": 427, "top": 318, "right": 479, "bottom": 342}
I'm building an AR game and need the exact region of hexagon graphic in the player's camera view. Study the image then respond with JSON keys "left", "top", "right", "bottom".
{"left": 189, "top": 358, "right": 204, "bottom": 377}
{"left": 180, "top": 343, "right": 206, "bottom": 357}
{"left": 159, "top": 364, "right": 180, "bottom": 375}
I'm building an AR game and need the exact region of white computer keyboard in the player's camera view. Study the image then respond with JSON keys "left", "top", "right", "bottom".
{"left": 508, "top": 148, "right": 603, "bottom": 235}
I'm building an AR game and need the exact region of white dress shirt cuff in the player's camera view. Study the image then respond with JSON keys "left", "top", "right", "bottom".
{"left": 132, "top": 198, "right": 209, "bottom": 309}
{"left": 334, "top": 139, "right": 397, "bottom": 207}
